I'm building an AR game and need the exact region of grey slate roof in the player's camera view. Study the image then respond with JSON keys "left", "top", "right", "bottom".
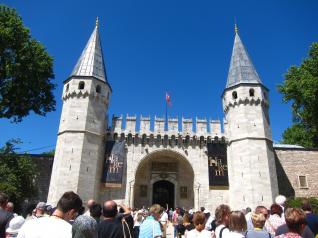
{"left": 226, "top": 33, "right": 262, "bottom": 88}
{"left": 70, "top": 25, "right": 107, "bottom": 82}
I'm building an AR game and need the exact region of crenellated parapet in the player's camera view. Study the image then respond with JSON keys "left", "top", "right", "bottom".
{"left": 108, "top": 115, "right": 225, "bottom": 145}
{"left": 62, "top": 89, "right": 108, "bottom": 105}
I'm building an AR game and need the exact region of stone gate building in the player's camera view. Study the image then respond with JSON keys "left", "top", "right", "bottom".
{"left": 46, "top": 21, "right": 317, "bottom": 212}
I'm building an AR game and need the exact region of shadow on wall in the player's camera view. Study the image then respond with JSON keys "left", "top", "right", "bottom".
{"left": 274, "top": 151, "right": 295, "bottom": 197}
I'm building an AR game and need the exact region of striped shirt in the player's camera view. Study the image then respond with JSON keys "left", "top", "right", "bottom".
{"left": 139, "top": 216, "right": 162, "bottom": 238}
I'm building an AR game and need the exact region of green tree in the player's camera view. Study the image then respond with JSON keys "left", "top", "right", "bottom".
{"left": 0, "top": 5, "right": 55, "bottom": 122}
{"left": 41, "top": 149, "right": 55, "bottom": 157}
{"left": 278, "top": 42, "right": 318, "bottom": 148}
{"left": 0, "top": 139, "right": 37, "bottom": 211}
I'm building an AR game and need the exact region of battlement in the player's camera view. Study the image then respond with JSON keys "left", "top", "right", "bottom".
{"left": 110, "top": 114, "right": 223, "bottom": 138}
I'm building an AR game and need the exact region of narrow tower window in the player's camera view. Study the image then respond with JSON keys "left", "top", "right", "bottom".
{"left": 249, "top": 88, "right": 255, "bottom": 97}
{"left": 232, "top": 91, "right": 238, "bottom": 99}
{"left": 66, "top": 84, "right": 69, "bottom": 92}
{"left": 78, "top": 81, "right": 85, "bottom": 90}
{"left": 96, "top": 85, "right": 101, "bottom": 93}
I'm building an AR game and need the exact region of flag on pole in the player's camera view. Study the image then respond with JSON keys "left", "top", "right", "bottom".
{"left": 166, "top": 92, "right": 172, "bottom": 106}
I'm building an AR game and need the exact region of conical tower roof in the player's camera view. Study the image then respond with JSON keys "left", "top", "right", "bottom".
{"left": 70, "top": 19, "right": 107, "bottom": 82}
{"left": 226, "top": 29, "right": 262, "bottom": 88}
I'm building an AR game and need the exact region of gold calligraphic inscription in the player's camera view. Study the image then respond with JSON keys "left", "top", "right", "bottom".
{"left": 151, "top": 162, "right": 177, "bottom": 172}
{"left": 108, "top": 154, "right": 123, "bottom": 173}
{"left": 209, "top": 156, "right": 227, "bottom": 176}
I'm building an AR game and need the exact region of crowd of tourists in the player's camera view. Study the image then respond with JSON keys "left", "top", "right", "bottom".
{"left": 0, "top": 191, "right": 318, "bottom": 238}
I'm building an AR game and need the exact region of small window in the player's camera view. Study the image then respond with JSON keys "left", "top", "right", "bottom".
{"left": 107, "top": 91, "right": 110, "bottom": 100}
{"left": 249, "top": 88, "right": 255, "bottom": 97}
{"left": 180, "top": 186, "right": 188, "bottom": 199}
{"left": 232, "top": 91, "right": 238, "bottom": 99}
{"left": 96, "top": 85, "right": 101, "bottom": 93}
{"left": 263, "top": 91, "right": 267, "bottom": 100}
{"left": 299, "top": 175, "right": 308, "bottom": 188}
{"left": 140, "top": 185, "right": 147, "bottom": 197}
{"left": 66, "top": 84, "right": 69, "bottom": 92}
{"left": 78, "top": 81, "right": 85, "bottom": 90}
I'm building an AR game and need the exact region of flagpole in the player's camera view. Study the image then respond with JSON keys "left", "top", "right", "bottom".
{"left": 165, "top": 94, "right": 168, "bottom": 131}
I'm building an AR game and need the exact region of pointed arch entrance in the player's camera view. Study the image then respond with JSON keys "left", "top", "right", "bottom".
{"left": 133, "top": 149, "right": 194, "bottom": 209}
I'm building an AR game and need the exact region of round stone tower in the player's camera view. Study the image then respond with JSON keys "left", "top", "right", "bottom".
{"left": 222, "top": 27, "right": 279, "bottom": 209}
{"left": 47, "top": 20, "right": 112, "bottom": 205}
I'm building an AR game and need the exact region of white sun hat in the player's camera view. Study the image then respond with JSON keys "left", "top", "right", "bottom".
{"left": 6, "top": 216, "right": 25, "bottom": 234}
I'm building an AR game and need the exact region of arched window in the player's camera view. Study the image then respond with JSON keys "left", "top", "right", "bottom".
{"left": 96, "top": 85, "right": 101, "bottom": 93}
{"left": 249, "top": 88, "right": 255, "bottom": 97}
{"left": 232, "top": 91, "right": 238, "bottom": 99}
{"left": 78, "top": 81, "right": 85, "bottom": 90}
{"left": 66, "top": 84, "right": 69, "bottom": 92}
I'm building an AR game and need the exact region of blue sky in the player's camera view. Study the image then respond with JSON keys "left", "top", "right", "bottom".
{"left": 1, "top": 0, "right": 317, "bottom": 153}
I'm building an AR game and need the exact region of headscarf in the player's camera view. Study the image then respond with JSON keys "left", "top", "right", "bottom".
{"left": 72, "top": 215, "right": 97, "bottom": 238}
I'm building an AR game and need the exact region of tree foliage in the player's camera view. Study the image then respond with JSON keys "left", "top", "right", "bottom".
{"left": 0, "top": 5, "right": 55, "bottom": 122}
{"left": 278, "top": 42, "right": 318, "bottom": 148}
{"left": 0, "top": 139, "right": 37, "bottom": 211}
{"left": 286, "top": 197, "right": 318, "bottom": 215}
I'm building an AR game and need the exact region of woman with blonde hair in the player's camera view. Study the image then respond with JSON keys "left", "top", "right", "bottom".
{"left": 223, "top": 211, "right": 247, "bottom": 238}
{"left": 245, "top": 212, "right": 272, "bottom": 238}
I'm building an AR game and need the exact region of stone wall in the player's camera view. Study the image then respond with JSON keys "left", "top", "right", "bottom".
{"left": 274, "top": 147, "right": 318, "bottom": 198}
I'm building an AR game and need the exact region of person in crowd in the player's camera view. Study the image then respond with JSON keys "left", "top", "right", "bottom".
{"left": 247, "top": 206, "right": 269, "bottom": 231}
{"left": 17, "top": 191, "right": 83, "bottom": 238}
{"left": 72, "top": 215, "right": 97, "bottom": 238}
{"left": 176, "top": 214, "right": 186, "bottom": 238}
{"left": 224, "top": 211, "right": 247, "bottom": 238}
{"left": 89, "top": 204, "right": 102, "bottom": 224}
{"left": 97, "top": 200, "right": 132, "bottom": 238}
{"left": 84, "top": 199, "right": 96, "bottom": 217}
{"left": 265, "top": 204, "right": 285, "bottom": 236}
{"left": 183, "top": 213, "right": 195, "bottom": 233}
{"left": 275, "top": 214, "right": 314, "bottom": 238}
{"left": 5, "top": 202, "right": 17, "bottom": 217}
{"left": 302, "top": 200, "right": 318, "bottom": 236}
{"left": 215, "top": 204, "right": 231, "bottom": 238}
{"left": 275, "top": 208, "right": 307, "bottom": 238}
{"left": 245, "top": 207, "right": 252, "bottom": 224}
{"left": 245, "top": 212, "right": 272, "bottom": 238}
{"left": 5, "top": 216, "right": 25, "bottom": 238}
{"left": 34, "top": 202, "right": 47, "bottom": 218}
{"left": 275, "top": 196, "right": 286, "bottom": 214}
{"left": 139, "top": 204, "right": 163, "bottom": 238}
{"left": 169, "top": 208, "right": 174, "bottom": 222}
{"left": 160, "top": 207, "right": 169, "bottom": 238}
{"left": 185, "top": 211, "right": 211, "bottom": 238}
{"left": 172, "top": 207, "right": 181, "bottom": 237}
{"left": 133, "top": 212, "right": 143, "bottom": 238}
{"left": 0, "top": 192, "right": 14, "bottom": 238}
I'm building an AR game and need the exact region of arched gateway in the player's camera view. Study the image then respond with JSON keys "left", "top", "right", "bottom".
{"left": 133, "top": 149, "right": 194, "bottom": 209}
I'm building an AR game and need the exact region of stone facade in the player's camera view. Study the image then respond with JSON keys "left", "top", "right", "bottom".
{"left": 45, "top": 22, "right": 318, "bottom": 212}
{"left": 274, "top": 147, "right": 318, "bottom": 198}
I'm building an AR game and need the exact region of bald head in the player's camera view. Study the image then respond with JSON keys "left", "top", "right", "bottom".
{"left": 6, "top": 202, "right": 14, "bottom": 212}
{"left": 87, "top": 199, "right": 96, "bottom": 209}
{"left": 102, "top": 200, "right": 118, "bottom": 218}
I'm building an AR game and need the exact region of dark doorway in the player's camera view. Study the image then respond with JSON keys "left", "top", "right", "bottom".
{"left": 152, "top": 180, "right": 174, "bottom": 209}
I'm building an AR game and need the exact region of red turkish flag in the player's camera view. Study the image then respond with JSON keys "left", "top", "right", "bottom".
{"left": 166, "top": 92, "right": 171, "bottom": 106}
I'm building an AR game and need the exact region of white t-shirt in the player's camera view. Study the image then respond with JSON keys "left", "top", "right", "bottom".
{"left": 186, "top": 229, "right": 212, "bottom": 238}
{"left": 222, "top": 231, "right": 245, "bottom": 238}
{"left": 215, "top": 225, "right": 230, "bottom": 238}
{"left": 17, "top": 216, "right": 71, "bottom": 238}
{"left": 160, "top": 212, "right": 168, "bottom": 223}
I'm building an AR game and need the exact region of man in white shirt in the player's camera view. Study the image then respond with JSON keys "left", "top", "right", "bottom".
{"left": 160, "top": 208, "right": 169, "bottom": 238}
{"left": 17, "top": 191, "right": 82, "bottom": 238}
